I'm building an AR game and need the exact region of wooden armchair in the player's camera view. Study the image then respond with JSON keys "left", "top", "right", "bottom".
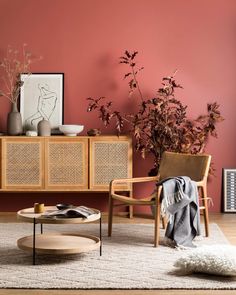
{"left": 108, "top": 151, "right": 211, "bottom": 247}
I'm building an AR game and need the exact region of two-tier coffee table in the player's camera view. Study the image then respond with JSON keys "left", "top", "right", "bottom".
{"left": 17, "top": 206, "right": 102, "bottom": 265}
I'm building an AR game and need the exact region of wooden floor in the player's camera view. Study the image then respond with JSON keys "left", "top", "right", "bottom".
{"left": 0, "top": 212, "right": 236, "bottom": 295}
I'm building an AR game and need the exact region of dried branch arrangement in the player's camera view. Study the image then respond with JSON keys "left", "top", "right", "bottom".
{"left": 0, "top": 44, "right": 42, "bottom": 104}
{"left": 88, "top": 50, "right": 224, "bottom": 174}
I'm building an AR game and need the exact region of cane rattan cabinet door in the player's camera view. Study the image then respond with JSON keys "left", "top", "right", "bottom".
{"left": 2, "top": 138, "right": 44, "bottom": 190}
{"left": 45, "top": 138, "right": 88, "bottom": 190}
{"left": 89, "top": 136, "right": 132, "bottom": 190}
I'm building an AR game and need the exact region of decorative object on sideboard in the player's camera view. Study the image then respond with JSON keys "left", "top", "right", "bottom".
{"left": 87, "top": 128, "right": 101, "bottom": 136}
{"left": 7, "top": 102, "right": 23, "bottom": 136}
{"left": 59, "top": 125, "right": 84, "bottom": 136}
{"left": 25, "top": 130, "right": 37, "bottom": 136}
{"left": 0, "top": 45, "right": 42, "bottom": 135}
{"left": 37, "top": 118, "right": 51, "bottom": 136}
{"left": 20, "top": 73, "right": 64, "bottom": 134}
{"left": 87, "top": 50, "right": 224, "bottom": 175}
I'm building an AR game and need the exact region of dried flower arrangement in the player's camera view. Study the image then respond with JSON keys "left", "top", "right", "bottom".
{"left": 0, "top": 44, "right": 42, "bottom": 104}
{"left": 87, "top": 51, "right": 224, "bottom": 175}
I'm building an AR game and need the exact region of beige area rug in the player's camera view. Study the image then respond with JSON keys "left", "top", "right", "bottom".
{"left": 0, "top": 222, "right": 235, "bottom": 289}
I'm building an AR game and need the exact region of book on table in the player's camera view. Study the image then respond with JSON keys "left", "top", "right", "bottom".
{"left": 42, "top": 206, "right": 98, "bottom": 219}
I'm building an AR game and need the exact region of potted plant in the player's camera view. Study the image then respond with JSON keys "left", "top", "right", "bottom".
{"left": 87, "top": 51, "right": 223, "bottom": 175}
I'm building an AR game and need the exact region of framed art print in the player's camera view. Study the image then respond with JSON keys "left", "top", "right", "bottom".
{"left": 20, "top": 73, "right": 64, "bottom": 133}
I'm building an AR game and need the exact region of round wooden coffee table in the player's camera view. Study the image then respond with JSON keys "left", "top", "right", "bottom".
{"left": 17, "top": 206, "right": 102, "bottom": 265}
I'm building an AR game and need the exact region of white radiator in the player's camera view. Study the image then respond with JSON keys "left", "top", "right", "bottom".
{"left": 224, "top": 169, "right": 236, "bottom": 212}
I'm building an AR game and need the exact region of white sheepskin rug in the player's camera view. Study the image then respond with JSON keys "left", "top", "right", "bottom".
{"left": 174, "top": 244, "right": 236, "bottom": 276}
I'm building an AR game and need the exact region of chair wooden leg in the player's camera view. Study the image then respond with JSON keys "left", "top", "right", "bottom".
{"left": 203, "top": 208, "right": 209, "bottom": 237}
{"left": 108, "top": 195, "right": 114, "bottom": 237}
{"left": 154, "top": 203, "right": 160, "bottom": 247}
{"left": 128, "top": 190, "right": 133, "bottom": 219}
{"left": 202, "top": 186, "right": 209, "bottom": 237}
{"left": 129, "top": 205, "right": 133, "bottom": 219}
{"left": 161, "top": 216, "right": 167, "bottom": 229}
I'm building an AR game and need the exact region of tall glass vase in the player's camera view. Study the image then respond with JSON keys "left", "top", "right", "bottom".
{"left": 7, "top": 102, "right": 23, "bottom": 136}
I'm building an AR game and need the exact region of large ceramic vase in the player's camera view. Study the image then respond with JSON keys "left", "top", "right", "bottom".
{"left": 7, "top": 102, "right": 23, "bottom": 136}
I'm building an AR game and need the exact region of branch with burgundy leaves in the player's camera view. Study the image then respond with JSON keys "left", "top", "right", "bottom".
{"left": 87, "top": 50, "right": 224, "bottom": 174}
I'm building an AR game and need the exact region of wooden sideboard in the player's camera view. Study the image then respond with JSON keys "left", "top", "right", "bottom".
{"left": 0, "top": 135, "right": 132, "bottom": 192}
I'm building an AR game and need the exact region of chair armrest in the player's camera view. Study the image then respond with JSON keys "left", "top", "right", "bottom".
{"left": 110, "top": 175, "right": 159, "bottom": 194}
{"left": 199, "top": 197, "right": 213, "bottom": 207}
{"left": 195, "top": 181, "right": 205, "bottom": 187}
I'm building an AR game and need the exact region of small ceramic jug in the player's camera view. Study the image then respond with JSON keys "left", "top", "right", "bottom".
{"left": 37, "top": 119, "right": 51, "bottom": 136}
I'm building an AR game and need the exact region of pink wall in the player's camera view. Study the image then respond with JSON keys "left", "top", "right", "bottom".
{"left": 0, "top": 0, "right": 235, "bottom": 212}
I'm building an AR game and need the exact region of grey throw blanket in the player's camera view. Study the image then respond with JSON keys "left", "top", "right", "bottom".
{"left": 157, "top": 176, "right": 201, "bottom": 248}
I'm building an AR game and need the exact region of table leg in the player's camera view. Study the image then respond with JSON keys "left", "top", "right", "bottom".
{"left": 41, "top": 224, "right": 43, "bottom": 234}
{"left": 128, "top": 190, "right": 134, "bottom": 219}
{"left": 100, "top": 214, "right": 102, "bottom": 256}
{"left": 33, "top": 218, "right": 36, "bottom": 265}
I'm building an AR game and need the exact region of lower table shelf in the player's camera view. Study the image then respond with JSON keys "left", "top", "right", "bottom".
{"left": 17, "top": 232, "right": 100, "bottom": 255}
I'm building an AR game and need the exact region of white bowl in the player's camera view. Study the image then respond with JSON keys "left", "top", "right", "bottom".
{"left": 59, "top": 125, "right": 84, "bottom": 136}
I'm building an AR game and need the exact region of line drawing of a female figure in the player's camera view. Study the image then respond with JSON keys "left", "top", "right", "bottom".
{"left": 25, "top": 83, "right": 57, "bottom": 130}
